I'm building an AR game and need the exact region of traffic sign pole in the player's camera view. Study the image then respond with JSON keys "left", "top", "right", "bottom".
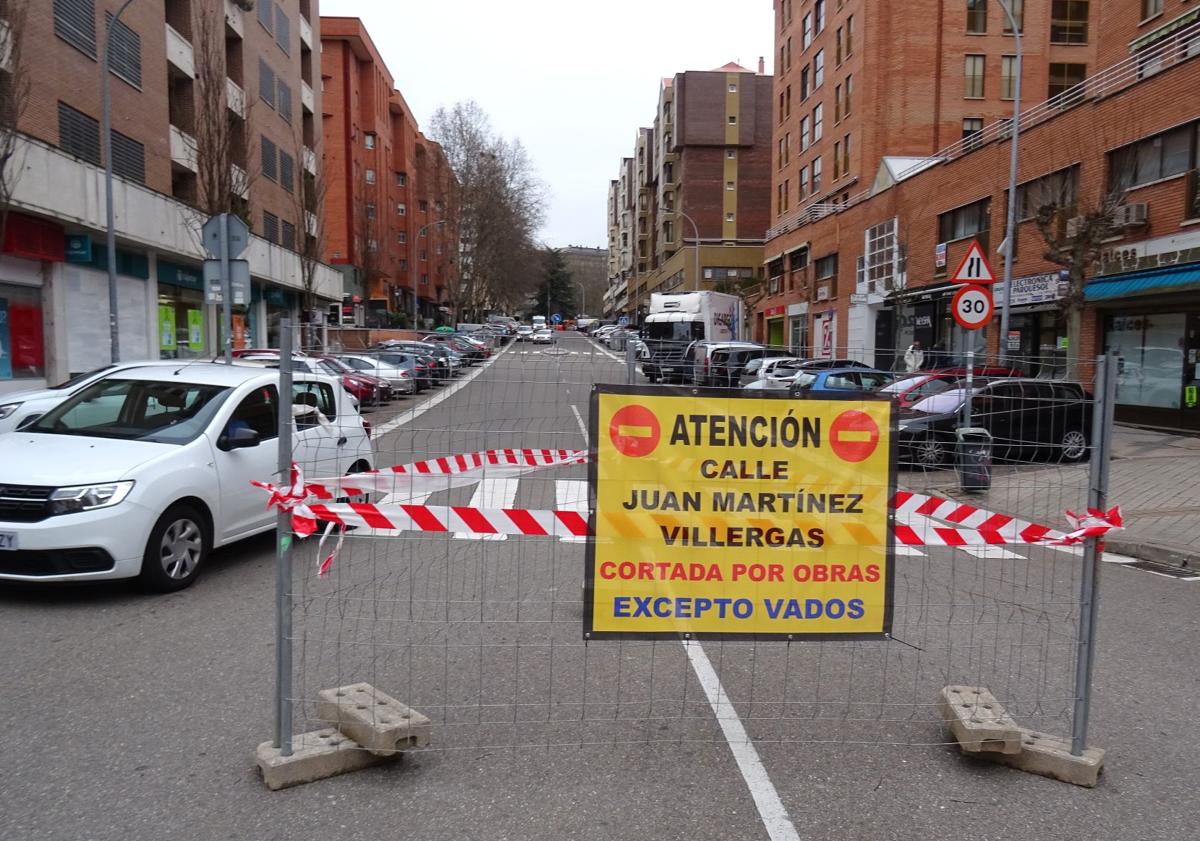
{"left": 221, "top": 214, "right": 232, "bottom": 365}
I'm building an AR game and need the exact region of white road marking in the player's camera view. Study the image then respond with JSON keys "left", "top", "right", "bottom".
{"left": 454, "top": 477, "right": 519, "bottom": 540}
{"left": 894, "top": 545, "right": 926, "bottom": 557}
{"left": 683, "top": 642, "right": 802, "bottom": 841}
{"left": 959, "top": 545, "right": 1025, "bottom": 560}
{"left": 569, "top": 404, "right": 588, "bottom": 439}
{"left": 1101, "top": 553, "right": 1138, "bottom": 565}
{"left": 555, "top": 480, "right": 589, "bottom": 543}
{"left": 371, "top": 343, "right": 510, "bottom": 439}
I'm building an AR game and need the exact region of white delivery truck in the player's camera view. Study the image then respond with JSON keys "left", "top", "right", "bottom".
{"left": 641, "top": 292, "right": 745, "bottom": 382}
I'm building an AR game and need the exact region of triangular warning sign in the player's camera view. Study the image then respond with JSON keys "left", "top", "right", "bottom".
{"left": 951, "top": 240, "right": 996, "bottom": 284}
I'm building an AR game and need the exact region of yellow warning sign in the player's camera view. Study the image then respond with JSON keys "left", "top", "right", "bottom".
{"left": 585, "top": 386, "right": 895, "bottom": 639}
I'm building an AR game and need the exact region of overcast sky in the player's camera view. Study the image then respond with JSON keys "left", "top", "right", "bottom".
{"left": 321, "top": 0, "right": 775, "bottom": 248}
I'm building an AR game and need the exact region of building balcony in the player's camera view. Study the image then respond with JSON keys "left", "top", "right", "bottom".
{"left": 299, "top": 14, "right": 313, "bottom": 49}
{"left": 301, "top": 81, "right": 314, "bottom": 114}
{"left": 302, "top": 145, "right": 317, "bottom": 175}
{"left": 165, "top": 23, "right": 194, "bottom": 79}
{"left": 226, "top": 77, "right": 246, "bottom": 118}
{"left": 224, "top": 0, "right": 245, "bottom": 38}
{"left": 231, "top": 164, "right": 248, "bottom": 198}
{"left": 169, "top": 124, "right": 198, "bottom": 173}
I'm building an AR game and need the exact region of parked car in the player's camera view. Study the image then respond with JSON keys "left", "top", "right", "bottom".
{"left": 516, "top": 325, "right": 535, "bottom": 342}
{"left": 0, "top": 361, "right": 163, "bottom": 434}
{"left": 532, "top": 328, "right": 556, "bottom": 344}
{"left": 789, "top": 368, "right": 896, "bottom": 396}
{"left": 377, "top": 342, "right": 453, "bottom": 381}
{"left": 316, "top": 356, "right": 393, "bottom": 405}
{"left": 685, "top": 341, "right": 768, "bottom": 387}
{"left": 336, "top": 354, "right": 417, "bottom": 394}
{"left": 373, "top": 351, "right": 436, "bottom": 389}
{"left": 794, "top": 358, "right": 875, "bottom": 371}
{"left": 882, "top": 367, "right": 1023, "bottom": 409}
{"left": 742, "top": 357, "right": 809, "bottom": 390}
{"left": 897, "top": 379, "right": 1092, "bottom": 469}
{"left": 422, "top": 333, "right": 488, "bottom": 363}
{"left": 239, "top": 354, "right": 385, "bottom": 407}
{"left": 0, "top": 364, "right": 373, "bottom": 590}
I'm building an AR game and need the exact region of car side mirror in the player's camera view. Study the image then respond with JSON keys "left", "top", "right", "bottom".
{"left": 219, "top": 426, "right": 261, "bottom": 451}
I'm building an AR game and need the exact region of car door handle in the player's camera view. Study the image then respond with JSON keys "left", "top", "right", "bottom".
{"left": 337, "top": 436, "right": 348, "bottom": 446}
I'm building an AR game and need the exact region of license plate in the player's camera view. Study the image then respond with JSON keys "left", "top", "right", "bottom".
{"left": 0, "top": 532, "right": 18, "bottom": 551}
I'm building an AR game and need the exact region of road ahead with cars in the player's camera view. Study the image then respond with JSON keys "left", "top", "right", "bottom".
{"left": 0, "top": 330, "right": 1196, "bottom": 840}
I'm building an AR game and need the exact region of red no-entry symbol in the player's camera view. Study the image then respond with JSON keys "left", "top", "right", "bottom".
{"left": 829, "top": 410, "right": 880, "bottom": 463}
{"left": 609, "top": 404, "right": 661, "bottom": 458}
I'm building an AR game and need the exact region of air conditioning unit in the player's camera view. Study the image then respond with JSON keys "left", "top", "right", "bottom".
{"left": 816, "top": 283, "right": 831, "bottom": 301}
{"left": 1065, "top": 216, "right": 1086, "bottom": 239}
{"left": 1113, "top": 203, "right": 1148, "bottom": 228}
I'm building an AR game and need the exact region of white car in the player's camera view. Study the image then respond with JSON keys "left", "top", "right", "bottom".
{"left": 0, "top": 364, "right": 373, "bottom": 591}
{"left": 593, "top": 325, "right": 619, "bottom": 339}
{"left": 0, "top": 361, "right": 163, "bottom": 434}
{"left": 531, "top": 329, "right": 555, "bottom": 344}
{"left": 336, "top": 354, "right": 417, "bottom": 394}
{"left": 516, "top": 325, "right": 535, "bottom": 342}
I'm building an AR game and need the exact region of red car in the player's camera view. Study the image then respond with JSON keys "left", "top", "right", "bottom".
{"left": 882, "top": 367, "right": 1022, "bottom": 409}
{"left": 316, "top": 356, "right": 393, "bottom": 406}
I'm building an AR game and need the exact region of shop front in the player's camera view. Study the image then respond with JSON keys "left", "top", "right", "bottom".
{"left": 156, "top": 260, "right": 208, "bottom": 360}
{"left": 1088, "top": 263, "right": 1200, "bottom": 432}
{"left": 814, "top": 308, "right": 836, "bottom": 359}
{"left": 763, "top": 305, "right": 786, "bottom": 348}
{"left": 788, "top": 302, "right": 809, "bottom": 357}
{"left": 881, "top": 281, "right": 989, "bottom": 370}
{"left": 262, "top": 283, "right": 298, "bottom": 349}
{"left": 0, "top": 214, "right": 63, "bottom": 391}
{"left": 993, "top": 272, "right": 1069, "bottom": 377}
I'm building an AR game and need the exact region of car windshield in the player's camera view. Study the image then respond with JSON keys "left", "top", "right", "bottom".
{"left": 30, "top": 378, "right": 231, "bottom": 444}
{"left": 50, "top": 364, "right": 118, "bottom": 390}
{"left": 645, "top": 321, "right": 704, "bottom": 343}
{"left": 793, "top": 373, "right": 817, "bottom": 388}
{"left": 910, "top": 388, "right": 970, "bottom": 414}
{"left": 319, "top": 358, "right": 354, "bottom": 374}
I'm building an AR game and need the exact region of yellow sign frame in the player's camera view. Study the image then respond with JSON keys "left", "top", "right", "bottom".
{"left": 585, "top": 384, "right": 897, "bottom": 640}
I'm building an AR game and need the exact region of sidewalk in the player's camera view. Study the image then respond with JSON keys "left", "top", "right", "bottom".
{"left": 910, "top": 425, "right": 1200, "bottom": 571}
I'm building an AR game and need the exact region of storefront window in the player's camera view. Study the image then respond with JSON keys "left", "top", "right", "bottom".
{"left": 790, "top": 316, "right": 809, "bottom": 357}
{"left": 1106, "top": 314, "right": 1185, "bottom": 409}
{"left": 0, "top": 282, "right": 45, "bottom": 380}
{"left": 158, "top": 289, "right": 207, "bottom": 360}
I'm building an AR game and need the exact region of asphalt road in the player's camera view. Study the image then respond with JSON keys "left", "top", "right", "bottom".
{"left": 1, "top": 332, "right": 1197, "bottom": 841}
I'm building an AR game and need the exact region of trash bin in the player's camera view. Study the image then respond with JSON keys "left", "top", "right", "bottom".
{"left": 955, "top": 427, "right": 992, "bottom": 493}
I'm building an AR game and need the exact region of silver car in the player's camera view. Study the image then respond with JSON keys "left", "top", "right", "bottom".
{"left": 336, "top": 354, "right": 417, "bottom": 394}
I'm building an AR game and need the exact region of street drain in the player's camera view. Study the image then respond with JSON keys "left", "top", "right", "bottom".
{"left": 1126, "top": 560, "right": 1200, "bottom": 580}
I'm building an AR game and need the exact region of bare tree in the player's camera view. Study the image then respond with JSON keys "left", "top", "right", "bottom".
{"left": 290, "top": 133, "right": 326, "bottom": 347}
{"left": 0, "top": 0, "right": 30, "bottom": 247}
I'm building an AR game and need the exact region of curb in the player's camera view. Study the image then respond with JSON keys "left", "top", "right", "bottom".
{"left": 1106, "top": 539, "right": 1198, "bottom": 572}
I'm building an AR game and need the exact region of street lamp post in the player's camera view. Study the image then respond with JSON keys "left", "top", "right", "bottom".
{"left": 102, "top": 0, "right": 138, "bottom": 363}
{"left": 573, "top": 279, "right": 586, "bottom": 320}
{"left": 411, "top": 220, "right": 447, "bottom": 330}
{"left": 997, "top": 0, "right": 1023, "bottom": 363}
{"left": 677, "top": 211, "right": 702, "bottom": 292}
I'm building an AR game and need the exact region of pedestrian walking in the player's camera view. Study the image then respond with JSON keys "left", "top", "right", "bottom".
{"left": 904, "top": 340, "right": 925, "bottom": 373}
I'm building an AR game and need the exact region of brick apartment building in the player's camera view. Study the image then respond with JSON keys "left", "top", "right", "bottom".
{"left": 320, "top": 17, "right": 459, "bottom": 329}
{"left": 755, "top": 0, "right": 1200, "bottom": 431}
{"left": 604, "top": 62, "right": 774, "bottom": 327}
{"left": 0, "top": 0, "right": 341, "bottom": 392}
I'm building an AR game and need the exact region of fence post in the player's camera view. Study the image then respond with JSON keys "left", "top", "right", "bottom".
{"left": 625, "top": 335, "right": 637, "bottom": 385}
{"left": 1071, "top": 351, "right": 1116, "bottom": 756}
{"left": 274, "top": 318, "right": 295, "bottom": 756}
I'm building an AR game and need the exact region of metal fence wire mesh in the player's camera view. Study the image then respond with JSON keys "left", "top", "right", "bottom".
{"left": 276, "top": 332, "right": 1108, "bottom": 757}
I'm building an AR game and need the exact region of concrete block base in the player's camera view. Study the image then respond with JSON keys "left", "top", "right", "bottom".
{"left": 255, "top": 730, "right": 397, "bottom": 790}
{"left": 317, "top": 682, "right": 432, "bottom": 756}
{"left": 984, "top": 730, "right": 1106, "bottom": 788}
{"left": 938, "top": 685, "right": 1023, "bottom": 754}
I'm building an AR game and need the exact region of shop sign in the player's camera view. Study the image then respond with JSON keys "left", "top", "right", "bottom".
{"left": 187, "top": 310, "right": 204, "bottom": 351}
{"left": 586, "top": 386, "right": 895, "bottom": 639}
{"left": 64, "top": 235, "right": 93, "bottom": 264}
{"left": 992, "top": 272, "right": 1068, "bottom": 307}
{"left": 849, "top": 293, "right": 868, "bottom": 304}
{"left": 935, "top": 242, "right": 947, "bottom": 269}
{"left": 787, "top": 302, "right": 809, "bottom": 317}
{"left": 158, "top": 305, "right": 177, "bottom": 351}
{"left": 1007, "top": 330, "right": 1021, "bottom": 351}
{"left": 1186, "top": 385, "right": 1198, "bottom": 409}
{"left": 764, "top": 305, "right": 786, "bottom": 318}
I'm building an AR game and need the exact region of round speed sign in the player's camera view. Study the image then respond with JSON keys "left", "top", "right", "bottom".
{"left": 952, "top": 284, "right": 994, "bottom": 330}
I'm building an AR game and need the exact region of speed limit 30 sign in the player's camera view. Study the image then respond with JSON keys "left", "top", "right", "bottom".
{"left": 952, "top": 284, "right": 993, "bottom": 330}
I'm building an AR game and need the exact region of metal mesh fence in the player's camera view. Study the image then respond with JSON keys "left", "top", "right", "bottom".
{"left": 270, "top": 326, "right": 1110, "bottom": 759}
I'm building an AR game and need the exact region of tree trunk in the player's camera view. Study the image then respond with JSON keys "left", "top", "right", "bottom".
{"left": 1065, "top": 303, "right": 1083, "bottom": 382}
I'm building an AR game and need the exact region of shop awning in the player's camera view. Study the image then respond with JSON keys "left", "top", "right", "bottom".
{"left": 1084, "top": 263, "right": 1200, "bottom": 302}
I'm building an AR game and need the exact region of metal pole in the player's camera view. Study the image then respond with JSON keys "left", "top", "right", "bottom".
{"left": 574, "top": 280, "right": 586, "bottom": 320}
{"left": 679, "top": 211, "right": 701, "bottom": 292}
{"left": 963, "top": 349, "right": 975, "bottom": 428}
{"left": 220, "top": 215, "right": 233, "bottom": 364}
{"left": 102, "top": 0, "right": 137, "bottom": 364}
{"left": 274, "top": 319, "right": 295, "bottom": 755}
{"left": 1071, "top": 352, "right": 1116, "bottom": 756}
{"left": 625, "top": 335, "right": 637, "bottom": 385}
{"left": 998, "top": 0, "right": 1023, "bottom": 363}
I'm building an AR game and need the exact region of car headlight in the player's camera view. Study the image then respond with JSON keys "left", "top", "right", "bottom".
{"left": 48, "top": 481, "right": 135, "bottom": 515}
{"left": 0, "top": 402, "right": 21, "bottom": 420}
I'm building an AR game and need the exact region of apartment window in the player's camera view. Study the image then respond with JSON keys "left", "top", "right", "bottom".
{"left": 397, "top": 202, "right": 406, "bottom": 215}
{"left": 277, "top": 81, "right": 292, "bottom": 123}
{"left": 962, "top": 117, "right": 984, "bottom": 141}
{"left": 1004, "top": 0, "right": 1025, "bottom": 32}
{"left": 779, "top": 92, "right": 786, "bottom": 123}
{"left": 110, "top": 131, "right": 145, "bottom": 184}
{"left": 1048, "top": 63, "right": 1086, "bottom": 99}
{"left": 365, "top": 133, "right": 376, "bottom": 150}
{"left": 1141, "top": 0, "right": 1163, "bottom": 20}
{"left": 1110, "top": 123, "right": 1197, "bottom": 189}
{"left": 725, "top": 212, "right": 735, "bottom": 223}
{"left": 1014, "top": 166, "right": 1078, "bottom": 220}
{"left": 782, "top": 180, "right": 790, "bottom": 212}
{"left": 842, "top": 134, "right": 850, "bottom": 176}
{"left": 938, "top": 197, "right": 991, "bottom": 245}
{"left": 275, "top": 5, "right": 291, "bottom": 53}
{"left": 261, "top": 136, "right": 279, "bottom": 181}
{"left": 799, "top": 166, "right": 809, "bottom": 200}
{"left": 777, "top": 183, "right": 785, "bottom": 214}
{"left": 363, "top": 203, "right": 375, "bottom": 220}
{"left": 1000, "top": 55, "right": 1017, "bottom": 99}
{"left": 814, "top": 50, "right": 825, "bottom": 88}
{"left": 815, "top": 254, "right": 837, "bottom": 280}
{"left": 784, "top": 133, "right": 791, "bottom": 164}
{"left": 54, "top": 0, "right": 97, "bottom": 57}
{"left": 419, "top": 200, "right": 429, "bottom": 212}
{"left": 815, "top": 0, "right": 826, "bottom": 34}
{"left": 846, "top": 15, "right": 854, "bottom": 55}
{"left": 800, "top": 115, "right": 810, "bottom": 151}
{"left": 398, "top": 231, "right": 407, "bottom": 244}
{"left": 365, "top": 168, "right": 376, "bottom": 184}
{"left": 368, "top": 240, "right": 378, "bottom": 253}
{"left": 399, "top": 259, "right": 407, "bottom": 271}
{"left": 800, "top": 66, "right": 811, "bottom": 100}
{"left": 257, "top": 0, "right": 274, "bottom": 33}
{"left": 834, "top": 83, "right": 842, "bottom": 121}
{"left": 845, "top": 74, "right": 853, "bottom": 116}
{"left": 57, "top": 102, "right": 101, "bottom": 166}
{"left": 282, "top": 221, "right": 297, "bottom": 251}
{"left": 104, "top": 12, "right": 142, "bottom": 88}
{"left": 964, "top": 54, "right": 985, "bottom": 98}
{"left": 813, "top": 103, "right": 824, "bottom": 142}
{"left": 812, "top": 156, "right": 823, "bottom": 192}
{"left": 967, "top": 0, "right": 987, "bottom": 34}
{"left": 259, "top": 59, "right": 276, "bottom": 108}
{"left": 728, "top": 115, "right": 737, "bottom": 125}
{"left": 836, "top": 27, "right": 844, "bottom": 64}
{"left": 785, "top": 85, "right": 792, "bottom": 117}
{"left": 802, "top": 13, "right": 813, "bottom": 50}
{"left": 786, "top": 38, "right": 793, "bottom": 70}
{"left": 279, "top": 150, "right": 295, "bottom": 193}
{"left": 263, "top": 211, "right": 279, "bottom": 244}
{"left": 729, "top": 83, "right": 738, "bottom": 93}
{"left": 864, "top": 218, "right": 898, "bottom": 289}
{"left": 1051, "top": 1, "right": 1088, "bottom": 44}
{"left": 397, "top": 172, "right": 407, "bottom": 186}
{"left": 833, "top": 141, "right": 841, "bottom": 179}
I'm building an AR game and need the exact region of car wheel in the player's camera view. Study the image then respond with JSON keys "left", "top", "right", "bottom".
{"left": 139, "top": 504, "right": 209, "bottom": 592}
{"left": 911, "top": 433, "right": 950, "bottom": 469}
{"left": 1060, "top": 429, "right": 1088, "bottom": 462}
